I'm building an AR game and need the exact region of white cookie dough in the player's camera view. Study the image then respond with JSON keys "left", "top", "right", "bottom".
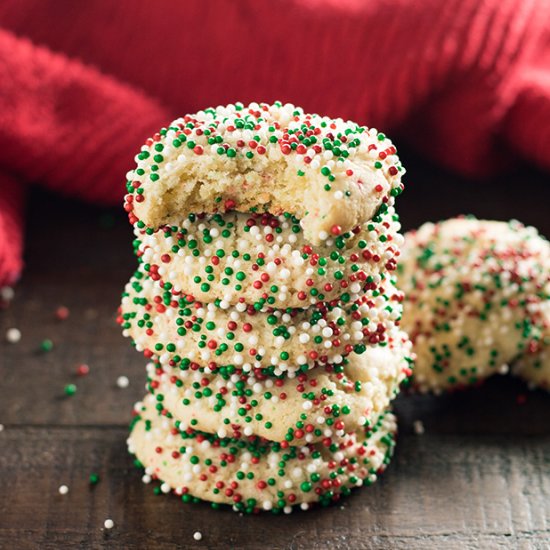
{"left": 135, "top": 207, "right": 403, "bottom": 308}
{"left": 119, "top": 268, "right": 404, "bottom": 376}
{"left": 128, "top": 394, "right": 396, "bottom": 513}
{"left": 144, "top": 331, "right": 412, "bottom": 443}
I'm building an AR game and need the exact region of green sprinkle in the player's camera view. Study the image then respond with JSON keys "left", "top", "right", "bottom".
{"left": 64, "top": 383, "right": 77, "bottom": 396}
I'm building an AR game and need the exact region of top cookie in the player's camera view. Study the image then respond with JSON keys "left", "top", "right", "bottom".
{"left": 124, "top": 102, "right": 405, "bottom": 244}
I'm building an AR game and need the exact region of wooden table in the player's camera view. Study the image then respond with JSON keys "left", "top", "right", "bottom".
{"left": 1, "top": 148, "right": 550, "bottom": 549}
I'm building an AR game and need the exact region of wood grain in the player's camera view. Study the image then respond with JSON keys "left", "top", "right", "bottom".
{"left": 1, "top": 149, "right": 549, "bottom": 549}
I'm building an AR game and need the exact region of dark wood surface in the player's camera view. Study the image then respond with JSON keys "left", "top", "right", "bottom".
{"left": 1, "top": 149, "right": 550, "bottom": 549}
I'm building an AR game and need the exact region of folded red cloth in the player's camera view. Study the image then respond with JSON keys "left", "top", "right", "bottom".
{"left": 1, "top": 0, "right": 549, "bottom": 285}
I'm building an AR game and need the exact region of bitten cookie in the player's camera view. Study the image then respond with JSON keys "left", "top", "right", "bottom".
{"left": 135, "top": 207, "right": 402, "bottom": 309}
{"left": 119, "top": 267, "right": 404, "bottom": 376}
{"left": 124, "top": 102, "right": 405, "bottom": 244}
{"left": 144, "top": 331, "right": 412, "bottom": 443}
{"left": 128, "top": 394, "right": 396, "bottom": 513}
{"left": 399, "top": 217, "right": 550, "bottom": 392}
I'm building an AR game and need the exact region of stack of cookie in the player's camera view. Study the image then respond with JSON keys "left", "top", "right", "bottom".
{"left": 119, "top": 102, "right": 413, "bottom": 513}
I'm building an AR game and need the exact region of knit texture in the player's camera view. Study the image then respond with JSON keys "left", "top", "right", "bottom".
{"left": 0, "top": 0, "right": 549, "bottom": 284}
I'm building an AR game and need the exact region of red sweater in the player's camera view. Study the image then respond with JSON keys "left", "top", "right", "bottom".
{"left": 0, "top": 0, "right": 549, "bottom": 285}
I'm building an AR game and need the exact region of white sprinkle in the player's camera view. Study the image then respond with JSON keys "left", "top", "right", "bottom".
{"left": 5, "top": 328, "right": 21, "bottom": 343}
{"left": 116, "top": 376, "right": 130, "bottom": 389}
{"left": 0, "top": 424, "right": 4, "bottom": 432}
{"left": 58, "top": 485, "right": 69, "bottom": 495}
{"left": 193, "top": 531, "right": 202, "bottom": 541}
{"left": 104, "top": 519, "right": 114, "bottom": 529}
{"left": 0, "top": 286, "right": 14, "bottom": 302}
{"left": 413, "top": 420, "right": 425, "bottom": 435}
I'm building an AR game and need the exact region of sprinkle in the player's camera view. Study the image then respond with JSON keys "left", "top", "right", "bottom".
{"left": 413, "top": 420, "right": 425, "bottom": 435}
{"left": 77, "top": 364, "right": 90, "bottom": 376}
{"left": 193, "top": 532, "right": 202, "bottom": 541}
{"left": 117, "top": 376, "right": 130, "bottom": 389}
{"left": 64, "top": 384, "right": 77, "bottom": 396}
{"left": 0, "top": 286, "right": 14, "bottom": 303}
{"left": 55, "top": 306, "right": 70, "bottom": 320}
{"left": 104, "top": 519, "right": 115, "bottom": 529}
{"left": 0, "top": 424, "right": 3, "bottom": 432}
{"left": 58, "top": 485, "right": 69, "bottom": 495}
{"left": 40, "top": 339, "right": 54, "bottom": 352}
{"left": 5, "top": 328, "right": 21, "bottom": 343}
{"left": 89, "top": 473, "right": 100, "bottom": 485}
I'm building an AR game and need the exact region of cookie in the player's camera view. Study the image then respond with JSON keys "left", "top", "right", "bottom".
{"left": 144, "top": 331, "right": 412, "bottom": 443}
{"left": 124, "top": 102, "right": 405, "bottom": 245}
{"left": 399, "top": 217, "right": 550, "bottom": 392}
{"left": 119, "top": 268, "right": 404, "bottom": 376}
{"left": 128, "top": 394, "right": 396, "bottom": 513}
{"left": 135, "top": 207, "right": 403, "bottom": 309}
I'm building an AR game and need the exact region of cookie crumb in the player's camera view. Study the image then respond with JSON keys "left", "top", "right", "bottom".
{"left": 413, "top": 420, "right": 425, "bottom": 435}
{"left": 193, "top": 531, "right": 202, "bottom": 541}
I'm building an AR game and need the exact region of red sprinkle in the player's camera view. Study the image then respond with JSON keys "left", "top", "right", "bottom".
{"left": 76, "top": 364, "right": 90, "bottom": 376}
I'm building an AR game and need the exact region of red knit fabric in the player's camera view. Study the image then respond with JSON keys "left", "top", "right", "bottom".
{"left": 1, "top": 0, "right": 549, "bottom": 285}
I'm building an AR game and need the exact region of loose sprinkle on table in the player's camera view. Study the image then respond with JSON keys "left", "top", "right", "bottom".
{"left": 58, "top": 485, "right": 69, "bottom": 495}
{"left": 117, "top": 376, "right": 130, "bottom": 388}
{"left": 0, "top": 286, "right": 14, "bottom": 303}
{"left": 193, "top": 532, "right": 202, "bottom": 541}
{"left": 6, "top": 328, "right": 21, "bottom": 343}
{"left": 64, "top": 384, "right": 77, "bottom": 396}
{"left": 55, "top": 306, "right": 70, "bottom": 320}
{"left": 413, "top": 420, "right": 425, "bottom": 435}
{"left": 104, "top": 519, "right": 114, "bottom": 529}
{"left": 40, "top": 339, "right": 54, "bottom": 352}
{"left": 89, "top": 473, "right": 100, "bottom": 485}
{"left": 77, "top": 364, "right": 90, "bottom": 376}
